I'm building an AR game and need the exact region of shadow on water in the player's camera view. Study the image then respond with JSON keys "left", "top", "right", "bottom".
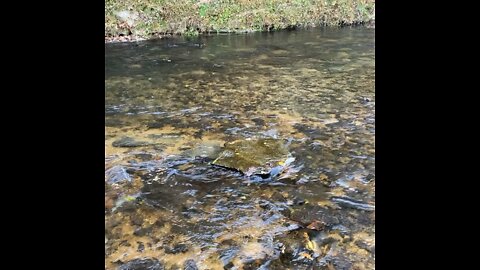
{"left": 105, "top": 27, "right": 374, "bottom": 270}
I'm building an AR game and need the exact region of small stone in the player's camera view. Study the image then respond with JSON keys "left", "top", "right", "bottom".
{"left": 117, "top": 258, "right": 164, "bottom": 270}
{"left": 293, "top": 197, "right": 307, "bottom": 205}
{"left": 137, "top": 242, "right": 145, "bottom": 252}
{"left": 105, "top": 215, "right": 122, "bottom": 230}
{"left": 130, "top": 214, "right": 144, "bottom": 226}
{"left": 183, "top": 259, "right": 198, "bottom": 270}
{"left": 164, "top": 243, "right": 188, "bottom": 254}
{"left": 341, "top": 235, "right": 352, "bottom": 243}
{"left": 270, "top": 191, "right": 287, "bottom": 202}
{"left": 133, "top": 226, "right": 152, "bottom": 236}
{"left": 105, "top": 196, "right": 115, "bottom": 210}
{"left": 306, "top": 220, "right": 326, "bottom": 231}
{"left": 355, "top": 240, "right": 373, "bottom": 253}
{"left": 134, "top": 153, "right": 153, "bottom": 161}
{"left": 362, "top": 97, "right": 371, "bottom": 103}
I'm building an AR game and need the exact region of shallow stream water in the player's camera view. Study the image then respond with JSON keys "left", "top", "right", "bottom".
{"left": 105, "top": 27, "right": 375, "bottom": 270}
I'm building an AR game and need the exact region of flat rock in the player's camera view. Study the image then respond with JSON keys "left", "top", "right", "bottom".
{"left": 183, "top": 259, "right": 198, "bottom": 270}
{"left": 212, "top": 138, "right": 290, "bottom": 176}
{"left": 106, "top": 166, "right": 132, "bottom": 183}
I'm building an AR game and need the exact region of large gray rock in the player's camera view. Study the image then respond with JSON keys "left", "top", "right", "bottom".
{"left": 115, "top": 10, "right": 139, "bottom": 26}
{"left": 106, "top": 166, "right": 132, "bottom": 184}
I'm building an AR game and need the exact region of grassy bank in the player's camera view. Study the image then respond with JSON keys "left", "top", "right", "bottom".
{"left": 105, "top": 0, "right": 375, "bottom": 40}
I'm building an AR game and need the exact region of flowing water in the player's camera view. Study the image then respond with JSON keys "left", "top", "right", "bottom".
{"left": 105, "top": 27, "right": 375, "bottom": 270}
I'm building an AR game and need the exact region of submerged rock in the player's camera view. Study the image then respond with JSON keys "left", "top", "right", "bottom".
{"left": 164, "top": 243, "right": 188, "bottom": 254}
{"left": 137, "top": 241, "right": 145, "bottom": 252}
{"left": 211, "top": 138, "right": 294, "bottom": 178}
{"left": 317, "top": 252, "right": 352, "bottom": 270}
{"left": 183, "top": 259, "right": 198, "bottom": 270}
{"left": 355, "top": 240, "right": 374, "bottom": 253}
{"left": 112, "top": 137, "right": 157, "bottom": 148}
{"left": 288, "top": 204, "right": 340, "bottom": 226}
{"left": 106, "top": 166, "right": 132, "bottom": 183}
{"left": 117, "top": 258, "right": 164, "bottom": 270}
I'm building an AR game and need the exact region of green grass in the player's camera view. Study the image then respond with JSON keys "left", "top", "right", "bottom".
{"left": 105, "top": 0, "right": 375, "bottom": 39}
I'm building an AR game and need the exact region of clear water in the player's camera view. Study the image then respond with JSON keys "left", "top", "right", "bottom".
{"left": 105, "top": 27, "right": 374, "bottom": 270}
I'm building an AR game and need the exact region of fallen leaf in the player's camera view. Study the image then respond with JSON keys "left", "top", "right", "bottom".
{"left": 306, "top": 220, "right": 325, "bottom": 231}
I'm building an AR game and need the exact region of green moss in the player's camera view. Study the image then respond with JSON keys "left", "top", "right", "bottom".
{"left": 184, "top": 27, "right": 200, "bottom": 37}
{"left": 105, "top": 0, "right": 375, "bottom": 39}
{"left": 198, "top": 3, "right": 209, "bottom": 17}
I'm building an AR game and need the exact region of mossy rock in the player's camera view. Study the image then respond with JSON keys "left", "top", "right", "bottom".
{"left": 212, "top": 138, "right": 292, "bottom": 177}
